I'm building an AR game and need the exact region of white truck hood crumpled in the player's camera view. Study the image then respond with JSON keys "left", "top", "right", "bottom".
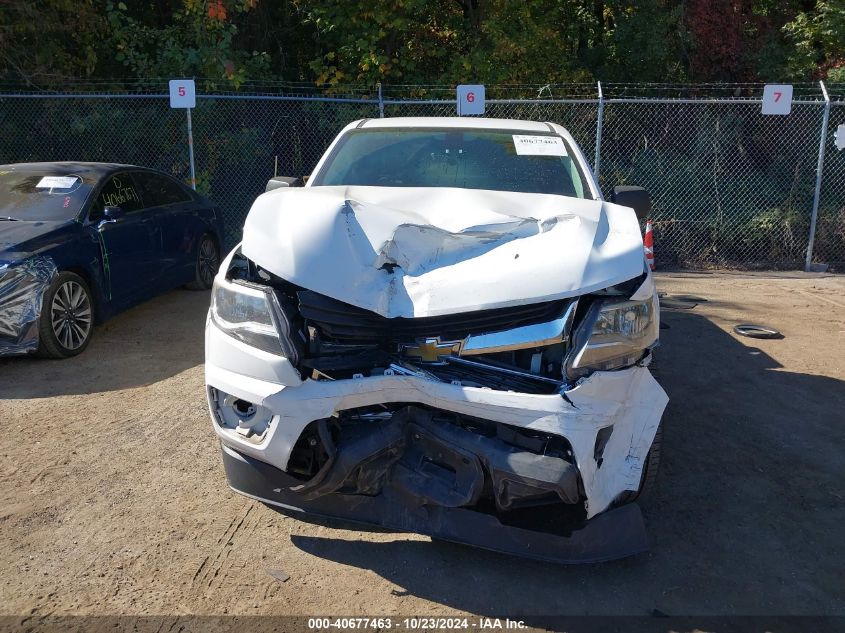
{"left": 241, "top": 186, "right": 645, "bottom": 318}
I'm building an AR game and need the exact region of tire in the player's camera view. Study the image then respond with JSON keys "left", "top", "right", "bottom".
{"left": 36, "top": 271, "right": 95, "bottom": 359}
{"left": 614, "top": 421, "right": 663, "bottom": 505}
{"left": 187, "top": 234, "right": 220, "bottom": 290}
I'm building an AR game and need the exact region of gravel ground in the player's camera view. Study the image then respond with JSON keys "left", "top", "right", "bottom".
{"left": 0, "top": 272, "right": 843, "bottom": 623}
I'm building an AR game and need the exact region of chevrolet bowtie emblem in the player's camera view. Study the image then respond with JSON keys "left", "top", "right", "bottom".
{"left": 402, "top": 337, "right": 463, "bottom": 362}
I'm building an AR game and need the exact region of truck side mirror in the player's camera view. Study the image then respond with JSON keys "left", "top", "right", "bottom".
{"left": 266, "top": 176, "right": 304, "bottom": 192}
{"left": 611, "top": 186, "right": 651, "bottom": 221}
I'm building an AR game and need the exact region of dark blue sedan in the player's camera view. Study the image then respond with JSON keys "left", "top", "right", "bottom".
{"left": 0, "top": 162, "right": 223, "bottom": 358}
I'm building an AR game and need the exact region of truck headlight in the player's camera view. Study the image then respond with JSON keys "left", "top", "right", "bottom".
{"left": 565, "top": 293, "right": 659, "bottom": 378}
{"left": 210, "top": 277, "right": 297, "bottom": 359}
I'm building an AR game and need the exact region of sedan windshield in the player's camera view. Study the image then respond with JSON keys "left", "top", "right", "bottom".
{"left": 312, "top": 128, "right": 591, "bottom": 198}
{"left": 0, "top": 170, "right": 95, "bottom": 221}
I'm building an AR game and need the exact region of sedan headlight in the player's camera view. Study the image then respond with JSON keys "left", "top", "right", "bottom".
{"left": 565, "top": 293, "right": 659, "bottom": 378}
{"left": 210, "top": 277, "right": 298, "bottom": 360}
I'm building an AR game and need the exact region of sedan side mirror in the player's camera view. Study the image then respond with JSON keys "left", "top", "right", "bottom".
{"left": 103, "top": 206, "right": 125, "bottom": 221}
{"left": 266, "top": 176, "right": 304, "bottom": 192}
{"left": 611, "top": 186, "right": 651, "bottom": 221}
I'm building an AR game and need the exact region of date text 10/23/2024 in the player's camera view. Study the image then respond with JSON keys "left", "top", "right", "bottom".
{"left": 307, "top": 618, "right": 528, "bottom": 630}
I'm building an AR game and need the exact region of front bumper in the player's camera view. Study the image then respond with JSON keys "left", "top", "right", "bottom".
{"left": 205, "top": 320, "right": 668, "bottom": 563}
{"left": 220, "top": 442, "right": 649, "bottom": 564}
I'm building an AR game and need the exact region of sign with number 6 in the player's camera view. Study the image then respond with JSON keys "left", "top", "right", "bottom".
{"left": 457, "top": 84, "right": 485, "bottom": 116}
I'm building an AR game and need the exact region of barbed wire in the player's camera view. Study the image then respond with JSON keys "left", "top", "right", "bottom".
{"left": 0, "top": 79, "right": 836, "bottom": 102}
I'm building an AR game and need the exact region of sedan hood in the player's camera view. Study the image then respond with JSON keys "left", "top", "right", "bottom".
{"left": 0, "top": 220, "right": 71, "bottom": 262}
{"left": 242, "top": 186, "right": 645, "bottom": 318}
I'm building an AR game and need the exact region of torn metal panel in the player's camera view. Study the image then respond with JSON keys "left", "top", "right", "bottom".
{"left": 241, "top": 186, "right": 644, "bottom": 318}
{"left": 280, "top": 406, "right": 580, "bottom": 509}
{"left": 0, "top": 255, "right": 57, "bottom": 356}
{"left": 206, "top": 327, "right": 668, "bottom": 518}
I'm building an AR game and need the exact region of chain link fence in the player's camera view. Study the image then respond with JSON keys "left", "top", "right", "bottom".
{"left": 1, "top": 83, "right": 842, "bottom": 269}
{"left": 599, "top": 98, "right": 824, "bottom": 267}
{"left": 191, "top": 96, "right": 378, "bottom": 246}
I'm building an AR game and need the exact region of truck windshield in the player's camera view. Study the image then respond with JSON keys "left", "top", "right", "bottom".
{"left": 0, "top": 170, "right": 94, "bottom": 221}
{"left": 312, "top": 128, "right": 591, "bottom": 198}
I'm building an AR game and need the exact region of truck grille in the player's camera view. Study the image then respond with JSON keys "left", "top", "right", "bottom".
{"left": 297, "top": 290, "right": 571, "bottom": 343}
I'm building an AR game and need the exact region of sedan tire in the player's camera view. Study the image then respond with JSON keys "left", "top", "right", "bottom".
{"left": 187, "top": 234, "right": 220, "bottom": 291}
{"left": 37, "top": 272, "right": 95, "bottom": 359}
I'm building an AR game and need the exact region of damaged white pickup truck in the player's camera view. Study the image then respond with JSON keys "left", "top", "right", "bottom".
{"left": 205, "top": 118, "right": 668, "bottom": 563}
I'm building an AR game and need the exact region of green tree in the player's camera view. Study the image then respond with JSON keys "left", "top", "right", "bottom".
{"left": 586, "top": 0, "right": 688, "bottom": 82}
{"left": 294, "top": 0, "right": 463, "bottom": 86}
{"left": 0, "top": 0, "right": 106, "bottom": 87}
{"left": 295, "top": 0, "right": 692, "bottom": 87}
{"left": 440, "top": 0, "right": 594, "bottom": 85}
{"left": 783, "top": 0, "right": 845, "bottom": 81}
{"left": 103, "top": 0, "right": 270, "bottom": 87}
{"left": 1, "top": 0, "right": 835, "bottom": 89}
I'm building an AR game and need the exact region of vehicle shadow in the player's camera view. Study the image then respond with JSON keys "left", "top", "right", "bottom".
{"left": 0, "top": 289, "right": 209, "bottom": 398}
{"left": 288, "top": 309, "right": 845, "bottom": 619}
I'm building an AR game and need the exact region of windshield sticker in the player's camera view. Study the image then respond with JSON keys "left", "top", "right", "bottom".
{"left": 512, "top": 135, "right": 568, "bottom": 157}
{"left": 36, "top": 176, "right": 80, "bottom": 190}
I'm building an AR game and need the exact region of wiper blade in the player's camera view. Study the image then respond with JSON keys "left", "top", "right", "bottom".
{"left": 0, "top": 216, "right": 20, "bottom": 221}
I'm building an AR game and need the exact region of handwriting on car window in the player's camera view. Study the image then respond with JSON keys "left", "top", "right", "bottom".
{"left": 101, "top": 176, "right": 140, "bottom": 208}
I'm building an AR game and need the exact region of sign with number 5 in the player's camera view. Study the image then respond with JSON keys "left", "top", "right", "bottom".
{"left": 762, "top": 84, "right": 792, "bottom": 115}
{"left": 169, "top": 78, "right": 198, "bottom": 190}
{"left": 169, "top": 79, "right": 196, "bottom": 109}
{"left": 457, "top": 84, "right": 485, "bottom": 116}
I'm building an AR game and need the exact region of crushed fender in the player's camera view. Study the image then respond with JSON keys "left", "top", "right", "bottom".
{"left": 0, "top": 256, "right": 57, "bottom": 356}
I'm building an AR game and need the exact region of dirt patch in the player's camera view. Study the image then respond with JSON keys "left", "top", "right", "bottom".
{"left": 0, "top": 273, "right": 843, "bottom": 618}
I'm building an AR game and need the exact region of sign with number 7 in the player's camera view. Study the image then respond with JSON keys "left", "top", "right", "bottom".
{"left": 762, "top": 84, "right": 793, "bottom": 115}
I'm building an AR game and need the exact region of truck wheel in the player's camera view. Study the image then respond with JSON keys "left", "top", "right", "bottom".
{"left": 36, "top": 272, "right": 95, "bottom": 359}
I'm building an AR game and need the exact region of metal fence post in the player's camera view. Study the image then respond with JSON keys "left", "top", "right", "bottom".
{"left": 594, "top": 81, "right": 604, "bottom": 181}
{"left": 185, "top": 106, "right": 197, "bottom": 190}
{"left": 805, "top": 81, "right": 830, "bottom": 271}
{"left": 378, "top": 82, "right": 384, "bottom": 118}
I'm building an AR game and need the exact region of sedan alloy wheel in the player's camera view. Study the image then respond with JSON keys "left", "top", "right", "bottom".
{"left": 51, "top": 279, "right": 92, "bottom": 351}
